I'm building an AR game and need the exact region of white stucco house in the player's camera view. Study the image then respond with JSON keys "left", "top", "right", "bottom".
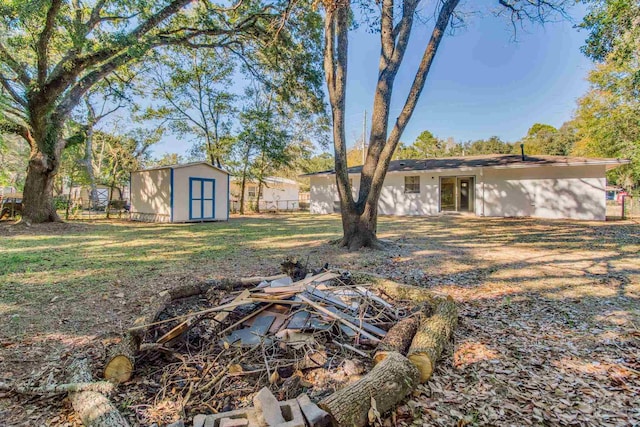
{"left": 130, "top": 162, "right": 229, "bottom": 222}
{"left": 305, "top": 155, "right": 630, "bottom": 221}
{"left": 230, "top": 176, "right": 300, "bottom": 211}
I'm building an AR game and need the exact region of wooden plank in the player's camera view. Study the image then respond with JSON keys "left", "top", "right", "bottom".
{"left": 240, "top": 274, "right": 289, "bottom": 285}
{"left": 305, "top": 286, "right": 357, "bottom": 312}
{"left": 297, "top": 295, "right": 380, "bottom": 343}
{"left": 323, "top": 304, "right": 387, "bottom": 338}
{"left": 355, "top": 286, "right": 394, "bottom": 309}
{"left": 129, "top": 299, "right": 252, "bottom": 332}
{"left": 215, "top": 289, "right": 251, "bottom": 323}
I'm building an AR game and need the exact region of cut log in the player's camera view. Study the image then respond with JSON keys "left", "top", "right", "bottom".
{"left": 318, "top": 352, "right": 419, "bottom": 427}
{"left": 407, "top": 296, "right": 457, "bottom": 383}
{"left": 69, "top": 358, "right": 130, "bottom": 427}
{"left": 372, "top": 316, "right": 418, "bottom": 365}
{"left": 103, "top": 335, "right": 137, "bottom": 384}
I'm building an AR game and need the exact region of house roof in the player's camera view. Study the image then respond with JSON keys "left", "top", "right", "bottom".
{"left": 302, "top": 155, "right": 631, "bottom": 176}
{"left": 134, "top": 161, "right": 230, "bottom": 175}
{"left": 230, "top": 176, "right": 299, "bottom": 186}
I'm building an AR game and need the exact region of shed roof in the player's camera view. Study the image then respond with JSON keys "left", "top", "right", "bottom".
{"left": 134, "top": 161, "right": 230, "bottom": 175}
{"left": 302, "top": 155, "right": 630, "bottom": 176}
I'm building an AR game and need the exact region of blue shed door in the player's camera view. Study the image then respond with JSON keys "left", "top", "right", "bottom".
{"left": 189, "top": 178, "right": 216, "bottom": 220}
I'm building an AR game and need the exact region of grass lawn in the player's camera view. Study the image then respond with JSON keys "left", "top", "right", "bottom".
{"left": 1, "top": 213, "right": 639, "bottom": 425}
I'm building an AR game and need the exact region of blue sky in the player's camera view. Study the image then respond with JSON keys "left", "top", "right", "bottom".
{"left": 152, "top": 2, "right": 594, "bottom": 156}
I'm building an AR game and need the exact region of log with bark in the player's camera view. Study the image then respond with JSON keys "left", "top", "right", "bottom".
{"left": 407, "top": 296, "right": 457, "bottom": 383}
{"left": 318, "top": 352, "right": 419, "bottom": 427}
{"left": 69, "top": 358, "right": 130, "bottom": 427}
{"left": 372, "top": 316, "right": 418, "bottom": 365}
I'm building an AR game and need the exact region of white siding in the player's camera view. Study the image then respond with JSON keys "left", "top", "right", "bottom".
{"left": 481, "top": 164, "right": 606, "bottom": 220}
{"left": 130, "top": 169, "right": 172, "bottom": 222}
{"left": 173, "top": 164, "right": 229, "bottom": 222}
{"left": 310, "top": 164, "right": 607, "bottom": 220}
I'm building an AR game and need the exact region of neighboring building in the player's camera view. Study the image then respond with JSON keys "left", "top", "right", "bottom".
{"left": 0, "top": 187, "right": 16, "bottom": 197}
{"left": 305, "top": 155, "right": 630, "bottom": 221}
{"left": 130, "top": 162, "right": 229, "bottom": 222}
{"left": 68, "top": 184, "right": 124, "bottom": 208}
{"left": 606, "top": 185, "right": 627, "bottom": 204}
{"left": 230, "top": 176, "right": 300, "bottom": 211}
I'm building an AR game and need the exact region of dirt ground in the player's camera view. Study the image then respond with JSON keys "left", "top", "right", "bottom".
{"left": 1, "top": 214, "right": 639, "bottom": 426}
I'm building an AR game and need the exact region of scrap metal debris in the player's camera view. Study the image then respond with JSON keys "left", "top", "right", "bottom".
{"left": 124, "top": 266, "right": 427, "bottom": 426}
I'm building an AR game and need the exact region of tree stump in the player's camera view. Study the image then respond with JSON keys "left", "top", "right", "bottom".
{"left": 373, "top": 316, "right": 418, "bottom": 364}
{"left": 69, "top": 358, "right": 129, "bottom": 427}
{"left": 319, "top": 352, "right": 419, "bottom": 427}
{"left": 407, "top": 296, "right": 457, "bottom": 382}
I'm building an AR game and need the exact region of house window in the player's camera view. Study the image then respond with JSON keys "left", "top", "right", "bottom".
{"left": 248, "top": 186, "right": 257, "bottom": 198}
{"left": 404, "top": 176, "right": 420, "bottom": 193}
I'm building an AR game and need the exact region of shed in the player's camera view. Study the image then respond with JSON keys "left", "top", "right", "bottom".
{"left": 130, "top": 162, "right": 229, "bottom": 222}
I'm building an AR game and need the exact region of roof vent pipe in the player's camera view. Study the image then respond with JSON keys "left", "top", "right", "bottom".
{"left": 520, "top": 143, "right": 526, "bottom": 161}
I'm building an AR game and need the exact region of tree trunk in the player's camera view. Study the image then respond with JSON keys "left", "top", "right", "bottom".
{"left": 22, "top": 150, "right": 61, "bottom": 223}
{"left": 318, "top": 352, "right": 419, "bottom": 427}
{"left": 84, "top": 126, "right": 99, "bottom": 209}
{"left": 256, "top": 180, "right": 263, "bottom": 213}
{"left": 339, "top": 206, "right": 380, "bottom": 250}
{"left": 407, "top": 296, "right": 457, "bottom": 383}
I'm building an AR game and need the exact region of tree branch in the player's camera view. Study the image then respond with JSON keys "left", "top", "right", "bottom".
{"left": 368, "top": 0, "right": 460, "bottom": 207}
{"left": 0, "top": 73, "right": 27, "bottom": 108}
{"left": 37, "top": 0, "right": 63, "bottom": 85}
{"left": 0, "top": 42, "right": 30, "bottom": 86}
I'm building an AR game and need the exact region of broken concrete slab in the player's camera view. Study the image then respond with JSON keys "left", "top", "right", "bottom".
{"left": 296, "top": 394, "right": 331, "bottom": 427}
{"left": 253, "top": 387, "right": 286, "bottom": 426}
{"left": 193, "top": 414, "right": 207, "bottom": 427}
{"left": 219, "top": 418, "right": 249, "bottom": 427}
{"left": 200, "top": 408, "right": 260, "bottom": 427}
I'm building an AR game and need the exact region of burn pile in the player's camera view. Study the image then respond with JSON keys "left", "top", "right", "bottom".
{"left": 99, "top": 262, "right": 457, "bottom": 426}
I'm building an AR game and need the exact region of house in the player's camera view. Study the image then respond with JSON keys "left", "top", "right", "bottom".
{"left": 130, "top": 162, "right": 229, "bottom": 222}
{"left": 230, "top": 176, "right": 300, "bottom": 211}
{"left": 305, "top": 155, "right": 630, "bottom": 221}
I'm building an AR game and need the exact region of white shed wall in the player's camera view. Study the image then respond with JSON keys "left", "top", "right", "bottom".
{"left": 130, "top": 168, "right": 171, "bottom": 222}
{"left": 173, "top": 164, "right": 229, "bottom": 222}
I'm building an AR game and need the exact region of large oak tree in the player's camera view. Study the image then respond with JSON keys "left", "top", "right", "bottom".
{"left": 321, "top": 0, "right": 573, "bottom": 250}
{"left": 0, "top": 0, "right": 317, "bottom": 223}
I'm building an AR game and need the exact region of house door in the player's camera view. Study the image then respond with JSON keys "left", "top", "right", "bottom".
{"left": 440, "top": 176, "right": 475, "bottom": 213}
{"left": 459, "top": 178, "right": 470, "bottom": 210}
{"left": 190, "top": 178, "right": 216, "bottom": 220}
